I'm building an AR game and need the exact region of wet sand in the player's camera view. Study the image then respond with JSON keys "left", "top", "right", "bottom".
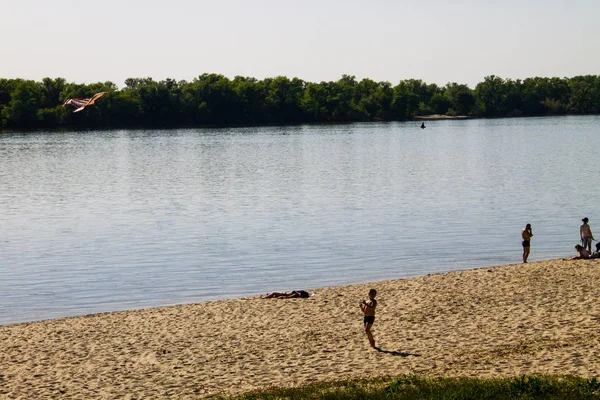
{"left": 1, "top": 258, "right": 599, "bottom": 398}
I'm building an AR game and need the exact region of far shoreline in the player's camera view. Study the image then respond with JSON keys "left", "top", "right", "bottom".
{"left": 5, "top": 113, "right": 600, "bottom": 134}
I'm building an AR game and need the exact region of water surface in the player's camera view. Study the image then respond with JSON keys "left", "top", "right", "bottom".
{"left": 1, "top": 116, "right": 599, "bottom": 324}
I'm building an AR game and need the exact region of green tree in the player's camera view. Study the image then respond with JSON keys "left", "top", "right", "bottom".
{"left": 330, "top": 75, "right": 358, "bottom": 121}
{"left": 2, "top": 80, "right": 42, "bottom": 128}
{"left": 353, "top": 79, "right": 394, "bottom": 121}
{"left": 568, "top": 75, "right": 600, "bottom": 114}
{"left": 0, "top": 79, "right": 18, "bottom": 128}
{"left": 474, "top": 75, "right": 509, "bottom": 117}
{"left": 301, "top": 82, "right": 330, "bottom": 122}
{"left": 1, "top": 74, "right": 599, "bottom": 130}
{"left": 181, "top": 74, "right": 239, "bottom": 125}
{"left": 263, "top": 76, "right": 306, "bottom": 123}
{"left": 430, "top": 92, "right": 451, "bottom": 115}
{"left": 391, "top": 79, "right": 438, "bottom": 118}
{"left": 231, "top": 76, "right": 268, "bottom": 124}
{"left": 443, "top": 82, "right": 475, "bottom": 116}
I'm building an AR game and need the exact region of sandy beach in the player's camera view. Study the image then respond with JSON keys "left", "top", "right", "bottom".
{"left": 413, "top": 114, "right": 469, "bottom": 120}
{"left": 2, "top": 258, "right": 600, "bottom": 399}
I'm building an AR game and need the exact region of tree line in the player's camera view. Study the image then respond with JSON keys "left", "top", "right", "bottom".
{"left": 1, "top": 74, "right": 599, "bottom": 130}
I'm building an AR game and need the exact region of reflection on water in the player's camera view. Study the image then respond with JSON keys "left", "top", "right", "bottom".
{"left": 1, "top": 116, "right": 599, "bottom": 324}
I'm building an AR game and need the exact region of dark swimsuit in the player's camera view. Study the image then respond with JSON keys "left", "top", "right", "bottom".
{"left": 364, "top": 316, "right": 375, "bottom": 324}
{"left": 522, "top": 240, "right": 530, "bottom": 247}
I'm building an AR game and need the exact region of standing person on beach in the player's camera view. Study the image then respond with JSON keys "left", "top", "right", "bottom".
{"left": 360, "top": 289, "right": 377, "bottom": 348}
{"left": 580, "top": 218, "right": 595, "bottom": 254}
{"left": 521, "top": 223, "right": 533, "bottom": 263}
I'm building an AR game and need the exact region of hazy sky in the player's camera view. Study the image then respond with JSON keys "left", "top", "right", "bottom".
{"left": 2, "top": 0, "right": 599, "bottom": 88}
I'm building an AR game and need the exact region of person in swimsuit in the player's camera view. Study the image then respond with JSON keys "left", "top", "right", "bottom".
{"left": 572, "top": 244, "right": 590, "bottom": 260}
{"left": 263, "top": 290, "right": 310, "bottom": 299}
{"left": 591, "top": 242, "right": 600, "bottom": 259}
{"left": 580, "top": 218, "right": 595, "bottom": 254}
{"left": 521, "top": 223, "right": 533, "bottom": 263}
{"left": 360, "top": 289, "right": 377, "bottom": 348}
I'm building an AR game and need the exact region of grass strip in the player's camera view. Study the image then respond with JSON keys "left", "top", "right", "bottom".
{"left": 226, "top": 375, "right": 600, "bottom": 400}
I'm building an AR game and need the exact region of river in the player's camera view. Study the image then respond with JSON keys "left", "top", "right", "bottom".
{"left": 1, "top": 116, "right": 598, "bottom": 324}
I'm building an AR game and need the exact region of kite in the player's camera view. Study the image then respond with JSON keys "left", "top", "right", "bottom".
{"left": 62, "top": 91, "right": 107, "bottom": 113}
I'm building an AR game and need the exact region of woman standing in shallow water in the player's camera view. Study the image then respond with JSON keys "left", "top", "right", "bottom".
{"left": 522, "top": 223, "right": 533, "bottom": 263}
{"left": 580, "top": 217, "right": 594, "bottom": 254}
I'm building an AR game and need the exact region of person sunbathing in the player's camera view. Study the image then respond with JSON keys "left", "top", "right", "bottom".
{"left": 263, "top": 290, "right": 310, "bottom": 299}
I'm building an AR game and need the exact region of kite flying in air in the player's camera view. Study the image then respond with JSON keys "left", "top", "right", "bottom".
{"left": 62, "top": 91, "right": 107, "bottom": 113}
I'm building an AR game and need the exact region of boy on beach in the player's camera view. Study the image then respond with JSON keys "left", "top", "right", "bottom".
{"left": 360, "top": 289, "right": 377, "bottom": 348}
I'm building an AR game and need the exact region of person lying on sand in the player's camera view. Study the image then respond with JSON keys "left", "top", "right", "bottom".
{"left": 263, "top": 290, "right": 310, "bottom": 299}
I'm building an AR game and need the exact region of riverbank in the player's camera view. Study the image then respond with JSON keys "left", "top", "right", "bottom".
{"left": 1, "top": 258, "right": 600, "bottom": 398}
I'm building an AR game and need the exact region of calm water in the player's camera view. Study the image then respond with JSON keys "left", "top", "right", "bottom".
{"left": 1, "top": 116, "right": 599, "bottom": 325}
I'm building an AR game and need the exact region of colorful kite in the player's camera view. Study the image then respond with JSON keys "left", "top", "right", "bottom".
{"left": 62, "top": 91, "right": 107, "bottom": 113}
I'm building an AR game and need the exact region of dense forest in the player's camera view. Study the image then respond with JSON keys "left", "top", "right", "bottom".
{"left": 1, "top": 74, "right": 599, "bottom": 130}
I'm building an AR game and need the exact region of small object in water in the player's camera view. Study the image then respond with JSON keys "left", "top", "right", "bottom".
{"left": 62, "top": 92, "right": 107, "bottom": 113}
{"left": 421, "top": 122, "right": 426, "bottom": 129}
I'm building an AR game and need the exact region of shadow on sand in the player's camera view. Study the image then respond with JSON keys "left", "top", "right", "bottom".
{"left": 375, "top": 347, "right": 421, "bottom": 357}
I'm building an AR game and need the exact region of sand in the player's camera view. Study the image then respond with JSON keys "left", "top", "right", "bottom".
{"left": 413, "top": 114, "right": 469, "bottom": 120}
{"left": 1, "top": 258, "right": 600, "bottom": 399}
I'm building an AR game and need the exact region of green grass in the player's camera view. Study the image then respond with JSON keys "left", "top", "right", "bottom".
{"left": 226, "top": 375, "right": 600, "bottom": 400}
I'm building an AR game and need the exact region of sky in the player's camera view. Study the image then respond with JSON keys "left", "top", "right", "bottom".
{"left": 2, "top": 0, "right": 599, "bottom": 89}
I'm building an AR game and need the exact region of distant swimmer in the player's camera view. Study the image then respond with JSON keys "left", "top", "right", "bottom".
{"left": 62, "top": 91, "right": 107, "bottom": 113}
{"left": 421, "top": 122, "right": 426, "bottom": 129}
